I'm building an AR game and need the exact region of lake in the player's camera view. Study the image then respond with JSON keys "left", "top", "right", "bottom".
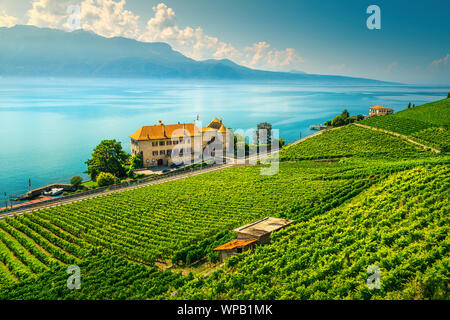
{"left": 0, "top": 77, "right": 448, "bottom": 199}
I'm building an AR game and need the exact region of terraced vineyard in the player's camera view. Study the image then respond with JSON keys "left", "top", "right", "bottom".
{"left": 1, "top": 156, "right": 446, "bottom": 298}
{"left": 0, "top": 98, "right": 448, "bottom": 299}
{"left": 0, "top": 253, "right": 187, "bottom": 300}
{"left": 396, "top": 98, "right": 450, "bottom": 126}
{"left": 361, "top": 115, "right": 435, "bottom": 136}
{"left": 411, "top": 127, "right": 450, "bottom": 152}
{"left": 171, "top": 163, "right": 450, "bottom": 299}
{"left": 0, "top": 160, "right": 398, "bottom": 287}
{"left": 360, "top": 98, "right": 450, "bottom": 151}
{"left": 280, "top": 124, "right": 434, "bottom": 161}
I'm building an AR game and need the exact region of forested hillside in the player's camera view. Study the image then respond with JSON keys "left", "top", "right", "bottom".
{"left": 0, "top": 99, "right": 448, "bottom": 300}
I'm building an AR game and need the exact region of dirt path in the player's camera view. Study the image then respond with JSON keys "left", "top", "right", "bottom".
{"left": 354, "top": 123, "right": 441, "bottom": 153}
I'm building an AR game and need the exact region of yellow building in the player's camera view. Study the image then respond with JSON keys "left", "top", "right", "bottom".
{"left": 130, "top": 118, "right": 230, "bottom": 167}
{"left": 369, "top": 105, "right": 394, "bottom": 116}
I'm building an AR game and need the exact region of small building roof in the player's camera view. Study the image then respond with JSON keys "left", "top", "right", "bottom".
{"left": 213, "top": 238, "right": 258, "bottom": 251}
{"left": 233, "top": 217, "right": 294, "bottom": 238}
{"left": 370, "top": 105, "right": 393, "bottom": 111}
{"left": 207, "top": 118, "right": 223, "bottom": 130}
{"left": 218, "top": 124, "right": 227, "bottom": 133}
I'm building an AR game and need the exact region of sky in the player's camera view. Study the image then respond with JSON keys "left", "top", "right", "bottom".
{"left": 0, "top": 0, "right": 449, "bottom": 84}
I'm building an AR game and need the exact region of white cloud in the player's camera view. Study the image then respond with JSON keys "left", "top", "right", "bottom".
{"left": 0, "top": 10, "right": 18, "bottom": 27}
{"left": 241, "top": 42, "right": 303, "bottom": 71}
{"left": 26, "top": 0, "right": 72, "bottom": 28}
{"left": 138, "top": 3, "right": 240, "bottom": 61}
{"left": 431, "top": 54, "right": 450, "bottom": 68}
{"left": 138, "top": 3, "right": 303, "bottom": 71}
{"left": 79, "top": 0, "right": 140, "bottom": 38}
{"left": 21, "top": 1, "right": 304, "bottom": 71}
{"left": 26, "top": 0, "right": 140, "bottom": 37}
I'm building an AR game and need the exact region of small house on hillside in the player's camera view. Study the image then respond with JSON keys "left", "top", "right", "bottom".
{"left": 369, "top": 105, "right": 393, "bottom": 117}
{"left": 214, "top": 217, "right": 294, "bottom": 262}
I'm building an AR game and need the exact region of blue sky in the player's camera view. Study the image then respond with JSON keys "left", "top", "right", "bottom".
{"left": 0, "top": 0, "right": 449, "bottom": 84}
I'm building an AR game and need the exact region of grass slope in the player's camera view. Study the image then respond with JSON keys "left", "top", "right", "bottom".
{"left": 396, "top": 99, "right": 450, "bottom": 126}
{"left": 280, "top": 124, "right": 434, "bottom": 161}
{"left": 360, "top": 98, "right": 450, "bottom": 151}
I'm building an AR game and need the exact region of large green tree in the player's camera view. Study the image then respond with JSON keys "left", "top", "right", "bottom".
{"left": 331, "top": 115, "right": 346, "bottom": 127}
{"left": 86, "top": 140, "right": 129, "bottom": 180}
{"left": 340, "top": 109, "right": 350, "bottom": 119}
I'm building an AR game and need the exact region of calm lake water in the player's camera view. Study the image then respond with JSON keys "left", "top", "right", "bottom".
{"left": 0, "top": 77, "right": 448, "bottom": 199}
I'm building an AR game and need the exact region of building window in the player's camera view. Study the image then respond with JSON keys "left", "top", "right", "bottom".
{"left": 160, "top": 150, "right": 165, "bottom": 155}
{"left": 173, "top": 140, "right": 179, "bottom": 145}
{"left": 152, "top": 151, "right": 158, "bottom": 156}
{"left": 167, "top": 140, "right": 172, "bottom": 146}
{"left": 159, "top": 141, "right": 165, "bottom": 146}
{"left": 152, "top": 141, "right": 158, "bottom": 147}
{"left": 167, "top": 150, "right": 172, "bottom": 156}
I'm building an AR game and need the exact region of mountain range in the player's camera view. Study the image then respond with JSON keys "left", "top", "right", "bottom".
{"left": 0, "top": 25, "right": 392, "bottom": 83}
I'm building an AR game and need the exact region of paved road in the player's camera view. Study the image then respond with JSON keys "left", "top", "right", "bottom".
{"left": 0, "top": 163, "right": 235, "bottom": 219}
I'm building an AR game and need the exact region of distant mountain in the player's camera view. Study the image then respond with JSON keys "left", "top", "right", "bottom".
{"left": 0, "top": 25, "right": 393, "bottom": 83}
{"left": 289, "top": 70, "right": 307, "bottom": 74}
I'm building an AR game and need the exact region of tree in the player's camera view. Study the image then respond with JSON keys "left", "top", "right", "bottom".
{"left": 278, "top": 138, "right": 286, "bottom": 148}
{"left": 408, "top": 102, "right": 411, "bottom": 109}
{"left": 340, "top": 109, "right": 349, "bottom": 119}
{"left": 447, "top": 93, "right": 450, "bottom": 98}
{"left": 96, "top": 172, "right": 115, "bottom": 187}
{"left": 86, "top": 140, "right": 129, "bottom": 180}
{"left": 324, "top": 120, "right": 332, "bottom": 126}
{"left": 130, "top": 153, "right": 143, "bottom": 170}
{"left": 70, "top": 176, "right": 83, "bottom": 189}
{"left": 413, "top": 104, "right": 415, "bottom": 108}
{"left": 256, "top": 122, "right": 273, "bottom": 145}
{"left": 331, "top": 115, "right": 345, "bottom": 127}
{"left": 357, "top": 114, "right": 365, "bottom": 121}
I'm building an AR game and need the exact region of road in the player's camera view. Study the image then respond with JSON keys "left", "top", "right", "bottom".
{"left": 0, "top": 163, "right": 235, "bottom": 219}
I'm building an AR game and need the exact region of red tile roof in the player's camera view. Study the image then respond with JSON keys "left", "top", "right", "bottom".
{"left": 213, "top": 238, "right": 258, "bottom": 251}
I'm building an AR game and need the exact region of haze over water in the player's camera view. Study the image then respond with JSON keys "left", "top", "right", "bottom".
{"left": 0, "top": 77, "right": 447, "bottom": 199}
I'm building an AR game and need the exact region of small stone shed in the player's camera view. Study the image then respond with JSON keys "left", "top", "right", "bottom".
{"left": 214, "top": 217, "right": 294, "bottom": 262}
